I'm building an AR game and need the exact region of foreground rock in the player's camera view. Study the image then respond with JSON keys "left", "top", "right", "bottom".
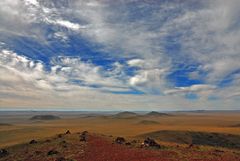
{"left": 47, "top": 150, "right": 59, "bottom": 156}
{"left": 141, "top": 138, "right": 161, "bottom": 148}
{"left": 115, "top": 137, "right": 126, "bottom": 144}
{"left": 29, "top": 140, "right": 37, "bottom": 144}
{"left": 80, "top": 131, "right": 88, "bottom": 142}
{"left": 65, "top": 130, "right": 71, "bottom": 134}
{"left": 0, "top": 149, "right": 8, "bottom": 158}
{"left": 56, "top": 157, "right": 74, "bottom": 161}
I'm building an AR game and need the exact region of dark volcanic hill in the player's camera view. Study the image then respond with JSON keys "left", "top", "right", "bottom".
{"left": 113, "top": 111, "right": 138, "bottom": 119}
{"left": 30, "top": 115, "right": 61, "bottom": 120}
{"left": 138, "top": 130, "right": 240, "bottom": 149}
{"left": 145, "top": 111, "right": 170, "bottom": 117}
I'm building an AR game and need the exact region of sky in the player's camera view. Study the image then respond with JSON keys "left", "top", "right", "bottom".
{"left": 0, "top": 0, "right": 240, "bottom": 111}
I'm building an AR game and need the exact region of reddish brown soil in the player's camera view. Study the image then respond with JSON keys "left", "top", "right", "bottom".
{"left": 79, "top": 135, "right": 240, "bottom": 161}
{"left": 81, "top": 135, "right": 178, "bottom": 161}
{"left": 0, "top": 133, "right": 239, "bottom": 161}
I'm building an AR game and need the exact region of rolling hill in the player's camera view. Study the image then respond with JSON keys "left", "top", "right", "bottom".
{"left": 144, "top": 111, "right": 170, "bottom": 117}
{"left": 112, "top": 111, "right": 139, "bottom": 119}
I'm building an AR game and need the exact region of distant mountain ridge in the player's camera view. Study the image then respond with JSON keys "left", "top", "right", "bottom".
{"left": 145, "top": 111, "right": 170, "bottom": 117}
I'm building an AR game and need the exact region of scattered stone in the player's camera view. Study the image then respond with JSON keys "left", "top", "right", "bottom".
{"left": 55, "top": 157, "right": 74, "bottom": 161}
{"left": 0, "top": 149, "right": 8, "bottom": 158}
{"left": 45, "top": 139, "right": 51, "bottom": 143}
{"left": 125, "top": 142, "right": 131, "bottom": 146}
{"left": 188, "top": 143, "right": 194, "bottom": 148}
{"left": 56, "top": 157, "right": 67, "bottom": 161}
{"left": 214, "top": 149, "right": 224, "bottom": 153}
{"left": 142, "top": 138, "right": 161, "bottom": 148}
{"left": 65, "top": 130, "right": 71, "bottom": 134}
{"left": 82, "top": 131, "right": 88, "bottom": 135}
{"left": 131, "top": 140, "right": 137, "bottom": 144}
{"left": 35, "top": 151, "right": 42, "bottom": 155}
{"left": 60, "top": 140, "right": 67, "bottom": 148}
{"left": 58, "top": 134, "right": 63, "bottom": 138}
{"left": 115, "top": 137, "right": 126, "bottom": 144}
{"left": 80, "top": 135, "right": 86, "bottom": 142}
{"left": 60, "top": 140, "right": 67, "bottom": 144}
{"left": 47, "top": 150, "right": 59, "bottom": 156}
{"left": 80, "top": 131, "right": 88, "bottom": 142}
{"left": 29, "top": 140, "right": 37, "bottom": 144}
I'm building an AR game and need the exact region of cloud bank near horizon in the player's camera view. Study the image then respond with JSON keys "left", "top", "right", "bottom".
{"left": 0, "top": 0, "right": 240, "bottom": 110}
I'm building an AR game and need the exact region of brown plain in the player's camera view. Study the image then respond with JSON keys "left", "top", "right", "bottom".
{"left": 0, "top": 111, "right": 240, "bottom": 148}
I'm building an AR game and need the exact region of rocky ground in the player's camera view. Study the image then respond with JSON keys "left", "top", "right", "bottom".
{"left": 0, "top": 131, "right": 239, "bottom": 161}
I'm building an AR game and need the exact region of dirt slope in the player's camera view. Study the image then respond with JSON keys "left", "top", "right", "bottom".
{"left": 138, "top": 130, "right": 240, "bottom": 149}
{"left": 0, "top": 132, "right": 239, "bottom": 161}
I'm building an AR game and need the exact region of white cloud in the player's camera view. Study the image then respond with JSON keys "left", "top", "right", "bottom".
{"left": 0, "top": 49, "right": 128, "bottom": 94}
{"left": 55, "top": 20, "right": 83, "bottom": 31}
{"left": 164, "top": 84, "right": 216, "bottom": 96}
{"left": 127, "top": 59, "right": 145, "bottom": 67}
{"left": 0, "top": 0, "right": 240, "bottom": 109}
{"left": 129, "top": 68, "right": 167, "bottom": 93}
{"left": 24, "top": 0, "right": 39, "bottom": 6}
{"left": 167, "top": 0, "right": 240, "bottom": 84}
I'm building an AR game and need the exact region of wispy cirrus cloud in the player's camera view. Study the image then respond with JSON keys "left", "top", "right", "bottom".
{"left": 0, "top": 0, "right": 240, "bottom": 109}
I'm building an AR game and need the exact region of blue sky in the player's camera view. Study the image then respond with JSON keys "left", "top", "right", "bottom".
{"left": 0, "top": 0, "right": 240, "bottom": 110}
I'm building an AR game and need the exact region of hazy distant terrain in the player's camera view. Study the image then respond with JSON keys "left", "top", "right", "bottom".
{"left": 1, "top": 111, "right": 240, "bottom": 148}
{"left": 0, "top": 111, "right": 240, "bottom": 160}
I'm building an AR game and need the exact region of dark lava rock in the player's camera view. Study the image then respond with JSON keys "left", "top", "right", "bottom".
{"left": 35, "top": 151, "right": 42, "bottom": 155}
{"left": 45, "top": 139, "right": 51, "bottom": 143}
{"left": 58, "top": 134, "right": 63, "bottom": 138}
{"left": 60, "top": 140, "right": 67, "bottom": 144}
{"left": 56, "top": 157, "right": 74, "bottom": 161}
{"left": 0, "top": 149, "right": 8, "bottom": 158}
{"left": 142, "top": 138, "right": 161, "bottom": 148}
{"left": 80, "top": 135, "right": 86, "bottom": 142}
{"left": 82, "top": 131, "right": 88, "bottom": 135}
{"left": 60, "top": 140, "right": 67, "bottom": 148}
{"left": 188, "top": 143, "right": 194, "bottom": 148}
{"left": 80, "top": 131, "right": 88, "bottom": 142}
{"left": 115, "top": 137, "right": 126, "bottom": 144}
{"left": 65, "top": 130, "right": 71, "bottom": 134}
{"left": 125, "top": 142, "right": 131, "bottom": 146}
{"left": 214, "top": 149, "right": 224, "bottom": 153}
{"left": 29, "top": 139, "right": 38, "bottom": 144}
{"left": 47, "top": 150, "right": 59, "bottom": 156}
{"left": 56, "top": 157, "right": 67, "bottom": 161}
